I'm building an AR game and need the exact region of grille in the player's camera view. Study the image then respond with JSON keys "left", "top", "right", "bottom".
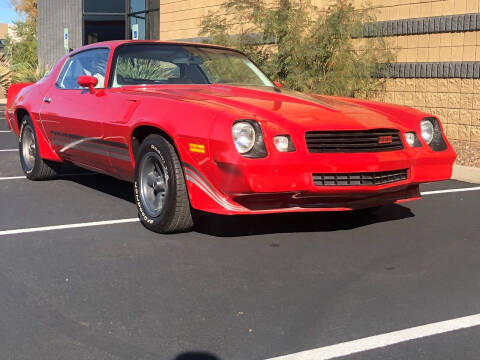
{"left": 313, "top": 169, "right": 408, "bottom": 186}
{"left": 305, "top": 129, "right": 403, "bottom": 153}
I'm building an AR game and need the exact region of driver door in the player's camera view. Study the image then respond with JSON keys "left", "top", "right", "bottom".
{"left": 40, "top": 48, "right": 112, "bottom": 172}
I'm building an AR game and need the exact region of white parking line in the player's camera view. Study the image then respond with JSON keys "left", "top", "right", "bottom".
{"left": 0, "top": 149, "right": 17, "bottom": 152}
{"left": 0, "top": 218, "right": 139, "bottom": 236}
{"left": 0, "top": 176, "right": 26, "bottom": 181}
{"left": 0, "top": 173, "right": 98, "bottom": 181}
{"left": 0, "top": 130, "right": 12, "bottom": 133}
{"left": 421, "top": 186, "right": 480, "bottom": 196}
{"left": 266, "top": 313, "right": 480, "bottom": 360}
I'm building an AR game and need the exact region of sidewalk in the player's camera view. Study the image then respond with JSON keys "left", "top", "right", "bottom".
{"left": 452, "top": 165, "right": 480, "bottom": 184}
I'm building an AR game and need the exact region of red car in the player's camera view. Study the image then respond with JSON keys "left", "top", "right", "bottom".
{"left": 5, "top": 40, "right": 456, "bottom": 233}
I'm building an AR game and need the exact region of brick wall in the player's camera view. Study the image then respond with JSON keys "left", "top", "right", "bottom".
{"left": 373, "top": 78, "right": 480, "bottom": 167}
{"left": 159, "top": 0, "right": 224, "bottom": 40}
{"left": 357, "top": 0, "right": 480, "bottom": 167}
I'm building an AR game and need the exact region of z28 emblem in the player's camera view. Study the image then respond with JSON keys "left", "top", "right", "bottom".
{"left": 378, "top": 135, "right": 393, "bottom": 144}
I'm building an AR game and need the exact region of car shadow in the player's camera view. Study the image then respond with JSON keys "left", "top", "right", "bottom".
{"left": 192, "top": 204, "right": 415, "bottom": 237}
{"left": 58, "top": 167, "right": 135, "bottom": 204}
{"left": 58, "top": 168, "right": 415, "bottom": 237}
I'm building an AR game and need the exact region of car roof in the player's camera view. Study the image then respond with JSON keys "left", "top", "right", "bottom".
{"left": 70, "top": 40, "right": 242, "bottom": 55}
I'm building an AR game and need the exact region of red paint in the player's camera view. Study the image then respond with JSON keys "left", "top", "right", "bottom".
{"left": 5, "top": 40, "right": 456, "bottom": 215}
{"left": 77, "top": 75, "right": 98, "bottom": 94}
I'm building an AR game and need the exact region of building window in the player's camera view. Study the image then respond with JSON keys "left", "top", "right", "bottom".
{"left": 128, "top": 0, "right": 159, "bottom": 40}
{"left": 84, "top": 0, "right": 126, "bottom": 14}
{"left": 83, "top": 0, "right": 127, "bottom": 45}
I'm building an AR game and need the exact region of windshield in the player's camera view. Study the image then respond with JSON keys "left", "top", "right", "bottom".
{"left": 111, "top": 44, "right": 273, "bottom": 87}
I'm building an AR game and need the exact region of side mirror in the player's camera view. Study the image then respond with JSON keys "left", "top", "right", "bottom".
{"left": 273, "top": 81, "right": 283, "bottom": 88}
{"left": 78, "top": 75, "right": 98, "bottom": 94}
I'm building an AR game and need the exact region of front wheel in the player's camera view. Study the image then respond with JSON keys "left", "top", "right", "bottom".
{"left": 134, "top": 135, "right": 193, "bottom": 233}
{"left": 19, "top": 115, "right": 59, "bottom": 180}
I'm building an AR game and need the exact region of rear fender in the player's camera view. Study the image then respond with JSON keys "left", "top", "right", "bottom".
{"left": 16, "top": 106, "right": 62, "bottom": 162}
{"left": 5, "top": 83, "right": 34, "bottom": 131}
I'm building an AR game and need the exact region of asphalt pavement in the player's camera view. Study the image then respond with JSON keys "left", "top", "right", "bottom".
{"left": 1, "top": 107, "right": 480, "bottom": 360}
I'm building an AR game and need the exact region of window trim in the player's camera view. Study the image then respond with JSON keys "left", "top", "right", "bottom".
{"left": 55, "top": 47, "right": 111, "bottom": 90}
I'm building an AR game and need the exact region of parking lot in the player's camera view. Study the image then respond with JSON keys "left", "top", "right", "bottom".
{"left": 1, "top": 105, "right": 480, "bottom": 360}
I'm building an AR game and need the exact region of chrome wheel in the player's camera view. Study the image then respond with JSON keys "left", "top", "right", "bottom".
{"left": 139, "top": 153, "right": 168, "bottom": 218}
{"left": 22, "top": 125, "right": 36, "bottom": 172}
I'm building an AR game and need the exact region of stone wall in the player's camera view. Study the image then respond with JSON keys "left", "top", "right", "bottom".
{"left": 374, "top": 78, "right": 480, "bottom": 167}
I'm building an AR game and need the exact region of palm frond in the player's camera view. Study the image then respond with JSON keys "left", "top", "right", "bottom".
{"left": 0, "top": 55, "right": 12, "bottom": 97}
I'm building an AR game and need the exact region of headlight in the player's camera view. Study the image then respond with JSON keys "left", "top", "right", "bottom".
{"left": 232, "top": 121, "right": 256, "bottom": 154}
{"left": 421, "top": 117, "right": 448, "bottom": 151}
{"left": 420, "top": 119, "right": 434, "bottom": 144}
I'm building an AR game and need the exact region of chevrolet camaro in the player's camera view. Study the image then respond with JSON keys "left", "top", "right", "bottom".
{"left": 5, "top": 40, "right": 456, "bottom": 233}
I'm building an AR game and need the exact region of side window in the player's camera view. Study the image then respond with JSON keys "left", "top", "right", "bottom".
{"left": 57, "top": 48, "right": 110, "bottom": 89}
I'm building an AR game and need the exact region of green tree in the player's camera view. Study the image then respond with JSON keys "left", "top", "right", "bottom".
{"left": 5, "top": 20, "right": 37, "bottom": 67}
{"left": 200, "top": 0, "right": 395, "bottom": 98}
{"left": 4, "top": 0, "right": 41, "bottom": 82}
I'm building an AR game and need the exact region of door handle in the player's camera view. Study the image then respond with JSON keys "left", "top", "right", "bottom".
{"left": 43, "top": 97, "right": 52, "bottom": 103}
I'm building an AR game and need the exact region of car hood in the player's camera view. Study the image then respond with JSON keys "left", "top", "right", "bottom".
{"left": 123, "top": 84, "right": 422, "bottom": 131}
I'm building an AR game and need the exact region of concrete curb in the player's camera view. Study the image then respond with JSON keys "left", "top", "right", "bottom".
{"left": 452, "top": 165, "right": 480, "bottom": 184}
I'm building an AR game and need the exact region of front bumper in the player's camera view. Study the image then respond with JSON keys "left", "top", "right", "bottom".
{"left": 184, "top": 145, "right": 456, "bottom": 215}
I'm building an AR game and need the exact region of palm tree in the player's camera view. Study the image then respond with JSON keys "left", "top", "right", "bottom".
{"left": 0, "top": 54, "right": 12, "bottom": 98}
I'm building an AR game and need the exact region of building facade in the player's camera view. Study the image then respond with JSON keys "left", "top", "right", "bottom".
{"left": 37, "top": 0, "right": 480, "bottom": 167}
{"left": 0, "top": 23, "right": 16, "bottom": 53}
{"left": 38, "top": 0, "right": 160, "bottom": 66}
{"left": 0, "top": 23, "right": 8, "bottom": 53}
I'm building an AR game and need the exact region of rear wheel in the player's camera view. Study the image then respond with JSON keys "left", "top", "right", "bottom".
{"left": 134, "top": 134, "right": 193, "bottom": 233}
{"left": 19, "top": 115, "right": 59, "bottom": 180}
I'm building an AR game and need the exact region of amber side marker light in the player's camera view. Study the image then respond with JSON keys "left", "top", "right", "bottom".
{"left": 189, "top": 143, "right": 206, "bottom": 153}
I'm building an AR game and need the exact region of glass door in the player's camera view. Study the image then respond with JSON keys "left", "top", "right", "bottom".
{"left": 128, "top": 0, "right": 159, "bottom": 40}
{"left": 83, "top": 0, "right": 127, "bottom": 45}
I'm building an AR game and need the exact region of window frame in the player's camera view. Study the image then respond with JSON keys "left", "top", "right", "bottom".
{"left": 55, "top": 47, "right": 111, "bottom": 90}
{"left": 83, "top": 0, "right": 126, "bottom": 14}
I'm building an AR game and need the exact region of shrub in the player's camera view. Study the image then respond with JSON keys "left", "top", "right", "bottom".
{"left": 200, "top": 0, "right": 395, "bottom": 97}
{"left": 12, "top": 62, "right": 50, "bottom": 83}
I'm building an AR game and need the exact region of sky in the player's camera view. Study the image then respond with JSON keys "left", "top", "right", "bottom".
{"left": 0, "top": 0, "right": 20, "bottom": 24}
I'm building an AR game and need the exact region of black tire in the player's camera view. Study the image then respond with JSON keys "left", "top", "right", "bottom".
{"left": 19, "top": 115, "right": 59, "bottom": 180}
{"left": 134, "top": 134, "right": 193, "bottom": 233}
